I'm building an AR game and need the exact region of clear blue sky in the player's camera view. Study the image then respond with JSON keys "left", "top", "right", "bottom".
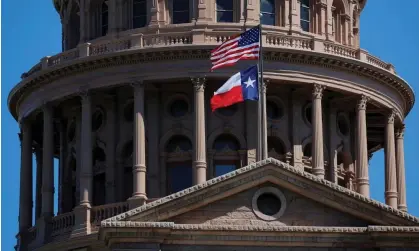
{"left": 2, "top": 1, "right": 419, "bottom": 250}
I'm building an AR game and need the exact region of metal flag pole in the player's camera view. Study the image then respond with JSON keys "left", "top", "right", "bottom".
{"left": 257, "top": 22, "right": 268, "bottom": 160}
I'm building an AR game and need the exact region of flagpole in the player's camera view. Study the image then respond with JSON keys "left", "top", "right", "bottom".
{"left": 257, "top": 22, "right": 268, "bottom": 160}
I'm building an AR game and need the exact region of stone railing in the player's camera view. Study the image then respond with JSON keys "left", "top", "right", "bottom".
{"left": 91, "top": 202, "right": 129, "bottom": 227}
{"left": 143, "top": 32, "right": 193, "bottom": 47}
{"left": 48, "top": 47, "right": 79, "bottom": 67}
{"left": 21, "top": 26, "right": 395, "bottom": 78}
{"left": 51, "top": 211, "right": 75, "bottom": 237}
{"left": 324, "top": 42, "right": 357, "bottom": 59}
{"left": 266, "top": 34, "right": 313, "bottom": 50}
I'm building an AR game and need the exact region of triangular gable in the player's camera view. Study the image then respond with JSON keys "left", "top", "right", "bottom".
{"left": 102, "top": 158, "right": 419, "bottom": 226}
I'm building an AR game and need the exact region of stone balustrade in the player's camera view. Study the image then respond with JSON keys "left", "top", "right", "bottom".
{"left": 91, "top": 202, "right": 129, "bottom": 230}
{"left": 51, "top": 211, "right": 75, "bottom": 237}
{"left": 20, "top": 26, "right": 395, "bottom": 79}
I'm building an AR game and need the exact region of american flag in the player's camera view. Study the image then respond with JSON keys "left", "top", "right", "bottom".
{"left": 210, "top": 26, "right": 260, "bottom": 71}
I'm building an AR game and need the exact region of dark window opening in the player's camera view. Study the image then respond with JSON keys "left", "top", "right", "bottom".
{"left": 300, "top": 0, "right": 310, "bottom": 32}
{"left": 133, "top": 0, "right": 147, "bottom": 28}
{"left": 217, "top": 0, "right": 234, "bottom": 22}
{"left": 303, "top": 143, "right": 312, "bottom": 157}
{"left": 213, "top": 134, "right": 240, "bottom": 152}
{"left": 169, "top": 99, "right": 189, "bottom": 118}
{"left": 167, "top": 161, "right": 193, "bottom": 194}
{"left": 101, "top": 2, "right": 109, "bottom": 36}
{"left": 257, "top": 193, "right": 281, "bottom": 216}
{"left": 261, "top": 0, "right": 275, "bottom": 25}
{"left": 93, "top": 173, "right": 106, "bottom": 206}
{"left": 173, "top": 0, "right": 190, "bottom": 24}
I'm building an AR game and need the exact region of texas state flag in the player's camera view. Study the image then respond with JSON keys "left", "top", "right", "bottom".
{"left": 210, "top": 65, "right": 259, "bottom": 111}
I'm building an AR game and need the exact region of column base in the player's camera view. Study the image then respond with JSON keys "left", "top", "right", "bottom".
{"left": 385, "top": 191, "right": 398, "bottom": 208}
{"left": 357, "top": 178, "right": 370, "bottom": 198}
{"left": 194, "top": 161, "right": 207, "bottom": 185}
{"left": 71, "top": 204, "right": 91, "bottom": 237}
{"left": 398, "top": 204, "right": 408, "bottom": 212}
{"left": 312, "top": 167, "right": 325, "bottom": 179}
{"left": 128, "top": 195, "right": 147, "bottom": 209}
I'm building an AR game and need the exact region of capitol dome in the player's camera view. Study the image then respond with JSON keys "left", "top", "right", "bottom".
{"left": 10, "top": 0, "right": 419, "bottom": 250}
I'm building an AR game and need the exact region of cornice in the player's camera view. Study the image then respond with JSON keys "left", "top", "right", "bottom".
{"left": 8, "top": 48, "right": 414, "bottom": 121}
{"left": 102, "top": 158, "right": 419, "bottom": 225}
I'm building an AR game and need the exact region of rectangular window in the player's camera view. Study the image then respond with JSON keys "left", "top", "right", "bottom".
{"left": 261, "top": 0, "right": 275, "bottom": 25}
{"left": 133, "top": 0, "right": 147, "bottom": 28}
{"left": 93, "top": 173, "right": 106, "bottom": 206}
{"left": 300, "top": 0, "right": 310, "bottom": 32}
{"left": 216, "top": 0, "right": 234, "bottom": 22}
{"left": 214, "top": 160, "right": 239, "bottom": 177}
{"left": 173, "top": 0, "right": 190, "bottom": 24}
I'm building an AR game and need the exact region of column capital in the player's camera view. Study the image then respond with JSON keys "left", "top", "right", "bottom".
{"left": 387, "top": 110, "right": 396, "bottom": 124}
{"left": 312, "top": 83, "right": 325, "bottom": 99}
{"left": 130, "top": 80, "right": 145, "bottom": 89}
{"left": 262, "top": 79, "right": 270, "bottom": 93}
{"left": 78, "top": 88, "right": 91, "bottom": 103}
{"left": 356, "top": 95, "right": 369, "bottom": 110}
{"left": 191, "top": 77, "right": 206, "bottom": 92}
{"left": 396, "top": 124, "right": 406, "bottom": 139}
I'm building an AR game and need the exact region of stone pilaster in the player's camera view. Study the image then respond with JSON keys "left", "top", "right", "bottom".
{"left": 196, "top": 0, "right": 208, "bottom": 23}
{"left": 326, "top": 0, "right": 333, "bottom": 40}
{"left": 356, "top": 95, "right": 369, "bottom": 197}
{"left": 318, "top": 1, "right": 327, "bottom": 36}
{"left": 129, "top": 81, "right": 147, "bottom": 209}
{"left": 311, "top": 84, "right": 325, "bottom": 179}
{"left": 72, "top": 91, "right": 92, "bottom": 237}
{"left": 41, "top": 104, "right": 54, "bottom": 217}
{"left": 290, "top": 0, "right": 301, "bottom": 32}
{"left": 245, "top": 0, "right": 258, "bottom": 24}
{"left": 385, "top": 111, "right": 398, "bottom": 208}
{"left": 192, "top": 77, "right": 207, "bottom": 185}
{"left": 396, "top": 125, "right": 407, "bottom": 211}
{"left": 19, "top": 119, "right": 33, "bottom": 232}
{"left": 147, "top": 88, "right": 160, "bottom": 198}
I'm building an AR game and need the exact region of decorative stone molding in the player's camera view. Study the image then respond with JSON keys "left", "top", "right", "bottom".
{"left": 312, "top": 83, "right": 325, "bottom": 99}
{"left": 357, "top": 95, "right": 369, "bottom": 110}
{"left": 387, "top": 109, "right": 396, "bottom": 124}
{"left": 101, "top": 158, "right": 419, "bottom": 225}
{"left": 191, "top": 77, "right": 206, "bottom": 92}
{"left": 396, "top": 124, "right": 405, "bottom": 139}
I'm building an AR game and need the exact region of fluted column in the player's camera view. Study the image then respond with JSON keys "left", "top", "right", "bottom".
{"left": 385, "top": 111, "right": 398, "bottom": 208}
{"left": 129, "top": 81, "right": 147, "bottom": 208}
{"left": 356, "top": 95, "right": 369, "bottom": 197}
{"left": 41, "top": 104, "right": 54, "bottom": 217}
{"left": 19, "top": 119, "right": 33, "bottom": 232}
{"left": 396, "top": 125, "right": 407, "bottom": 211}
{"left": 192, "top": 77, "right": 207, "bottom": 185}
{"left": 311, "top": 84, "right": 325, "bottom": 179}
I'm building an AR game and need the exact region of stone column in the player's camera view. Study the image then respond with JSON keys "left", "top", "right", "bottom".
{"left": 129, "top": 81, "right": 147, "bottom": 208}
{"left": 41, "top": 104, "right": 54, "bottom": 217}
{"left": 311, "top": 84, "right": 325, "bottom": 179}
{"left": 58, "top": 119, "right": 67, "bottom": 214}
{"left": 35, "top": 146, "right": 43, "bottom": 219}
{"left": 19, "top": 119, "right": 33, "bottom": 232}
{"left": 261, "top": 80, "right": 268, "bottom": 159}
{"left": 72, "top": 92, "right": 92, "bottom": 236}
{"left": 396, "top": 125, "right": 407, "bottom": 211}
{"left": 291, "top": 90, "right": 303, "bottom": 170}
{"left": 355, "top": 95, "right": 369, "bottom": 197}
{"left": 385, "top": 111, "right": 398, "bottom": 208}
{"left": 192, "top": 77, "right": 207, "bottom": 185}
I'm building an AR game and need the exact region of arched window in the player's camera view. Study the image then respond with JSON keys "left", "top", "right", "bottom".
{"left": 267, "top": 136, "right": 285, "bottom": 160}
{"left": 332, "top": 0, "right": 345, "bottom": 43}
{"left": 166, "top": 135, "right": 193, "bottom": 194}
{"left": 212, "top": 134, "right": 241, "bottom": 177}
{"left": 172, "top": 0, "right": 190, "bottom": 24}
{"left": 101, "top": 2, "right": 109, "bottom": 36}
{"left": 303, "top": 142, "right": 312, "bottom": 157}
{"left": 133, "top": 0, "right": 147, "bottom": 28}
{"left": 300, "top": 0, "right": 310, "bottom": 32}
{"left": 216, "top": 0, "right": 234, "bottom": 22}
{"left": 261, "top": 0, "right": 275, "bottom": 25}
{"left": 92, "top": 146, "right": 106, "bottom": 166}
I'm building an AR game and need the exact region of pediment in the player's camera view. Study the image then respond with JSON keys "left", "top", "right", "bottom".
{"left": 103, "top": 158, "right": 419, "bottom": 227}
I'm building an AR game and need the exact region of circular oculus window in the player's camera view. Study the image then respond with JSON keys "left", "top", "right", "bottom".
{"left": 169, "top": 99, "right": 189, "bottom": 118}
{"left": 252, "top": 187, "right": 287, "bottom": 221}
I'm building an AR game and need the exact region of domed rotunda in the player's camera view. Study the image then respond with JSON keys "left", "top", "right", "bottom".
{"left": 10, "top": 0, "right": 419, "bottom": 250}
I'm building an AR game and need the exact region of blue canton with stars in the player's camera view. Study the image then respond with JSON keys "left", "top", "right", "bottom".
{"left": 240, "top": 65, "right": 259, "bottom": 101}
{"left": 237, "top": 26, "right": 260, "bottom": 47}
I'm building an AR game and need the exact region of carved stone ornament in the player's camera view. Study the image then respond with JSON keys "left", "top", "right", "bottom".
{"left": 387, "top": 110, "right": 396, "bottom": 124}
{"left": 357, "top": 95, "right": 369, "bottom": 110}
{"left": 395, "top": 124, "right": 405, "bottom": 139}
{"left": 130, "top": 80, "right": 145, "bottom": 89}
{"left": 312, "top": 84, "right": 325, "bottom": 99}
{"left": 191, "top": 77, "right": 206, "bottom": 92}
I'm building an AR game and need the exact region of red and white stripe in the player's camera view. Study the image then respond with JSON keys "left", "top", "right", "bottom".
{"left": 210, "top": 36, "right": 259, "bottom": 71}
{"left": 210, "top": 72, "right": 244, "bottom": 111}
